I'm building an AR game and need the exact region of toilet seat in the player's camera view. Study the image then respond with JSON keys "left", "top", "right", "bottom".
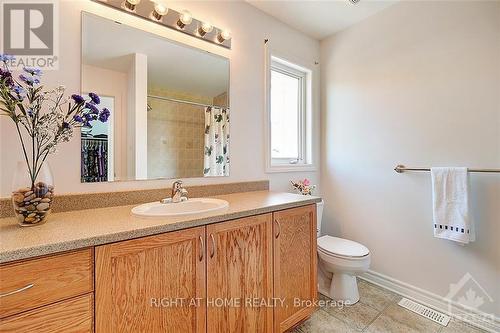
{"left": 317, "top": 235, "right": 370, "bottom": 259}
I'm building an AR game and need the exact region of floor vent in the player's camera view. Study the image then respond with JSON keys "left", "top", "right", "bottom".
{"left": 398, "top": 298, "right": 451, "bottom": 326}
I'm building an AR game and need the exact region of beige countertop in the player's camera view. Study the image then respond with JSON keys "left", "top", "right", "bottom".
{"left": 0, "top": 191, "right": 320, "bottom": 264}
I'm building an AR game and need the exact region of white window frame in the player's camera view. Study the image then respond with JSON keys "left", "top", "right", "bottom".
{"left": 264, "top": 49, "right": 315, "bottom": 173}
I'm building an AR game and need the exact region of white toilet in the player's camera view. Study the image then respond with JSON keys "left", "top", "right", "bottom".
{"left": 316, "top": 200, "right": 371, "bottom": 304}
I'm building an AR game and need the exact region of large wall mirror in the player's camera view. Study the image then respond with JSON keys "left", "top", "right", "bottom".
{"left": 81, "top": 13, "right": 230, "bottom": 183}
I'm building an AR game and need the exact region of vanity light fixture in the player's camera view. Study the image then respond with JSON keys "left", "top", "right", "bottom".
{"left": 217, "top": 30, "right": 231, "bottom": 43}
{"left": 198, "top": 22, "right": 213, "bottom": 37}
{"left": 91, "top": 0, "right": 232, "bottom": 49}
{"left": 121, "top": 0, "right": 140, "bottom": 12}
{"left": 150, "top": 3, "right": 168, "bottom": 22}
{"left": 176, "top": 10, "right": 193, "bottom": 29}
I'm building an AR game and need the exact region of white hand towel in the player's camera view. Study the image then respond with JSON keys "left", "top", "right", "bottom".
{"left": 431, "top": 167, "right": 475, "bottom": 244}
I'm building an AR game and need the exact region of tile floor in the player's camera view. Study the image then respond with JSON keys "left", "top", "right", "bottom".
{"left": 291, "top": 279, "right": 487, "bottom": 333}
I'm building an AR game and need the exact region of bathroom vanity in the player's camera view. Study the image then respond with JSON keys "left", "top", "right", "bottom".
{"left": 0, "top": 191, "right": 319, "bottom": 333}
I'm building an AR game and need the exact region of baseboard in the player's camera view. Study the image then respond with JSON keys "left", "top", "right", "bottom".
{"left": 360, "top": 270, "right": 500, "bottom": 333}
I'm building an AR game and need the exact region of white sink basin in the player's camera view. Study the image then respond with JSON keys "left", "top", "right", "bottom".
{"left": 132, "top": 198, "right": 229, "bottom": 218}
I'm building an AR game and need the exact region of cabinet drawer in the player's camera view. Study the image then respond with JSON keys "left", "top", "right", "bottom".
{"left": 0, "top": 294, "right": 93, "bottom": 333}
{"left": 0, "top": 248, "right": 94, "bottom": 318}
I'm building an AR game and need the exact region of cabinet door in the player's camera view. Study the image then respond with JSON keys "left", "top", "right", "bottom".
{"left": 95, "top": 227, "right": 206, "bottom": 333}
{"left": 207, "top": 214, "right": 273, "bottom": 333}
{"left": 273, "top": 205, "right": 317, "bottom": 332}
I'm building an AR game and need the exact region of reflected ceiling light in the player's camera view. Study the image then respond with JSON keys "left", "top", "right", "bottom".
{"left": 121, "top": 0, "right": 140, "bottom": 12}
{"left": 176, "top": 10, "right": 192, "bottom": 29}
{"left": 150, "top": 3, "right": 168, "bottom": 21}
{"left": 217, "top": 30, "right": 231, "bottom": 43}
{"left": 198, "top": 22, "right": 213, "bottom": 37}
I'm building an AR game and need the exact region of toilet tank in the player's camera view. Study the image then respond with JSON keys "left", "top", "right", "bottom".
{"left": 316, "top": 200, "right": 324, "bottom": 237}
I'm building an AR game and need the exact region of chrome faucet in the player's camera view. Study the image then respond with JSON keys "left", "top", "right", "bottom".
{"left": 170, "top": 180, "right": 188, "bottom": 203}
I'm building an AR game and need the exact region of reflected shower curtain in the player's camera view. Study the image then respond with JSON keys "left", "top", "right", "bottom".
{"left": 204, "top": 106, "right": 230, "bottom": 176}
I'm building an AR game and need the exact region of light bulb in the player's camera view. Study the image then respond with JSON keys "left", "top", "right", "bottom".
{"left": 150, "top": 3, "right": 168, "bottom": 21}
{"left": 154, "top": 3, "right": 168, "bottom": 15}
{"left": 176, "top": 10, "right": 192, "bottom": 29}
{"left": 198, "top": 22, "right": 213, "bottom": 37}
{"left": 122, "top": 0, "right": 140, "bottom": 12}
{"left": 217, "top": 30, "right": 231, "bottom": 43}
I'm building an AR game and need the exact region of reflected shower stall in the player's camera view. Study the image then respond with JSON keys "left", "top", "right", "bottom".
{"left": 147, "top": 96, "right": 206, "bottom": 179}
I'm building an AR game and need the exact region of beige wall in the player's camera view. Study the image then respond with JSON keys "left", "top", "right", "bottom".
{"left": 321, "top": 1, "right": 499, "bottom": 316}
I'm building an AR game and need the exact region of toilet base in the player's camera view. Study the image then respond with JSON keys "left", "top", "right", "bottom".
{"left": 316, "top": 236, "right": 371, "bottom": 305}
{"left": 329, "top": 273, "right": 360, "bottom": 305}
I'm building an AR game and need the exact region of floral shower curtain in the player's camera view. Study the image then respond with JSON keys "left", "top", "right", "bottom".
{"left": 204, "top": 106, "right": 230, "bottom": 176}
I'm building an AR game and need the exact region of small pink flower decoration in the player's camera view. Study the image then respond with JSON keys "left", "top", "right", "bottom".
{"left": 290, "top": 178, "right": 316, "bottom": 195}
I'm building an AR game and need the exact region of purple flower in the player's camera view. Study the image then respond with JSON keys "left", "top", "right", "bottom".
{"left": 0, "top": 68, "right": 10, "bottom": 77}
{"left": 88, "top": 92, "right": 100, "bottom": 105}
{"left": 71, "top": 94, "right": 85, "bottom": 104}
{"left": 0, "top": 68, "right": 14, "bottom": 87}
{"left": 0, "top": 54, "right": 15, "bottom": 63}
{"left": 98, "top": 108, "right": 110, "bottom": 122}
{"left": 23, "top": 67, "right": 42, "bottom": 76}
{"left": 12, "top": 85, "right": 26, "bottom": 100}
{"left": 62, "top": 122, "right": 71, "bottom": 129}
{"left": 27, "top": 108, "right": 34, "bottom": 117}
{"left": 85, "top": 102, "right": 99, "bottom": 115}
{"left": 19, "top": 73, "right": 40, "bottom": 86}
{"left": 12, "top": 85, "right": 22, "bottom": 93}
{"left": 73, "top": 115, "right": 83, "bottom": 123}
{"left": 84, "top": 113, "right": 97, "bottom": 122}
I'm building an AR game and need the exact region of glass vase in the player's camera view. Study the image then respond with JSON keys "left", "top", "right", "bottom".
{"left": 11, "top": 161, "right": 54, "bottom": 227}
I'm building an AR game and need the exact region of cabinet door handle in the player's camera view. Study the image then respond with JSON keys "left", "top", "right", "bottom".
{"left": 210, "top": 233, "right": 216, "bottom": 258}
{"left": 275, "top": 219, "right": 281, "bottom": 239}
{"left": 199, "top": 236, "right": 204, "bottom": 261}
{"left": 0, "top": 284, "right": 34, "bottom": 298}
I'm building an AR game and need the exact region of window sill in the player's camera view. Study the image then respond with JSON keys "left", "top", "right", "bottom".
{"left": 265, "top": 164, "right": 317, "bottom": 173}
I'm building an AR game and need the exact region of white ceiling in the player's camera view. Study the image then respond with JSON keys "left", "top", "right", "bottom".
{"left": 82, "top": 13, "right": 229, "bottom": 98}
{"left": 247, "top": 0, "right": 398, "bottom": 40}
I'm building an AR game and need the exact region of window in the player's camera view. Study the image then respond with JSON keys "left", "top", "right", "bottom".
{"left": 266, "top": 55, "right": 313, "bottom": 172}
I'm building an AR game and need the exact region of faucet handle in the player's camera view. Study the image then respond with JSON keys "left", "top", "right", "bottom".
{"left": 171, "top": 180, "right": 187, "bottom": 203}
{"left": 172, "top": 180, "right": 183, "bottom": 194}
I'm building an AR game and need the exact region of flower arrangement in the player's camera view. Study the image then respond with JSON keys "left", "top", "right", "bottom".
{"left": 290, "top": 178, "right": 316, "bottom": 195}
{"left": 0, "top": 54, "right": 110, "bottom": 226}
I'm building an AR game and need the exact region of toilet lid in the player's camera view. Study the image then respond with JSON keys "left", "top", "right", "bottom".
{"left": 317, "top": 235, "right": 369, "bottom": 258}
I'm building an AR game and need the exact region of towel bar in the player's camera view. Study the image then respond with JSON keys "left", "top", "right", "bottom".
{"left": 394, "top": 165, "right": 500, "bottom": 174}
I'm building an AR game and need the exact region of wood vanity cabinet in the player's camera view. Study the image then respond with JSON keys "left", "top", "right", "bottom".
{"left": 1, "top": 204, "right": 317, "bottom": 333}
{"left": 95, "top": 226, "right": 206, "bottom": 332}
{"left": 273, "top": 205, "right": 317, "bottom": 332}
{"left": 206, "top": 214, "right": 273, "bottom": 332}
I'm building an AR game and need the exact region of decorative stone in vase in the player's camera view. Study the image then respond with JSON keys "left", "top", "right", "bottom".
{"left": 12, "top": 161, "right": 54, "bottom": 227}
